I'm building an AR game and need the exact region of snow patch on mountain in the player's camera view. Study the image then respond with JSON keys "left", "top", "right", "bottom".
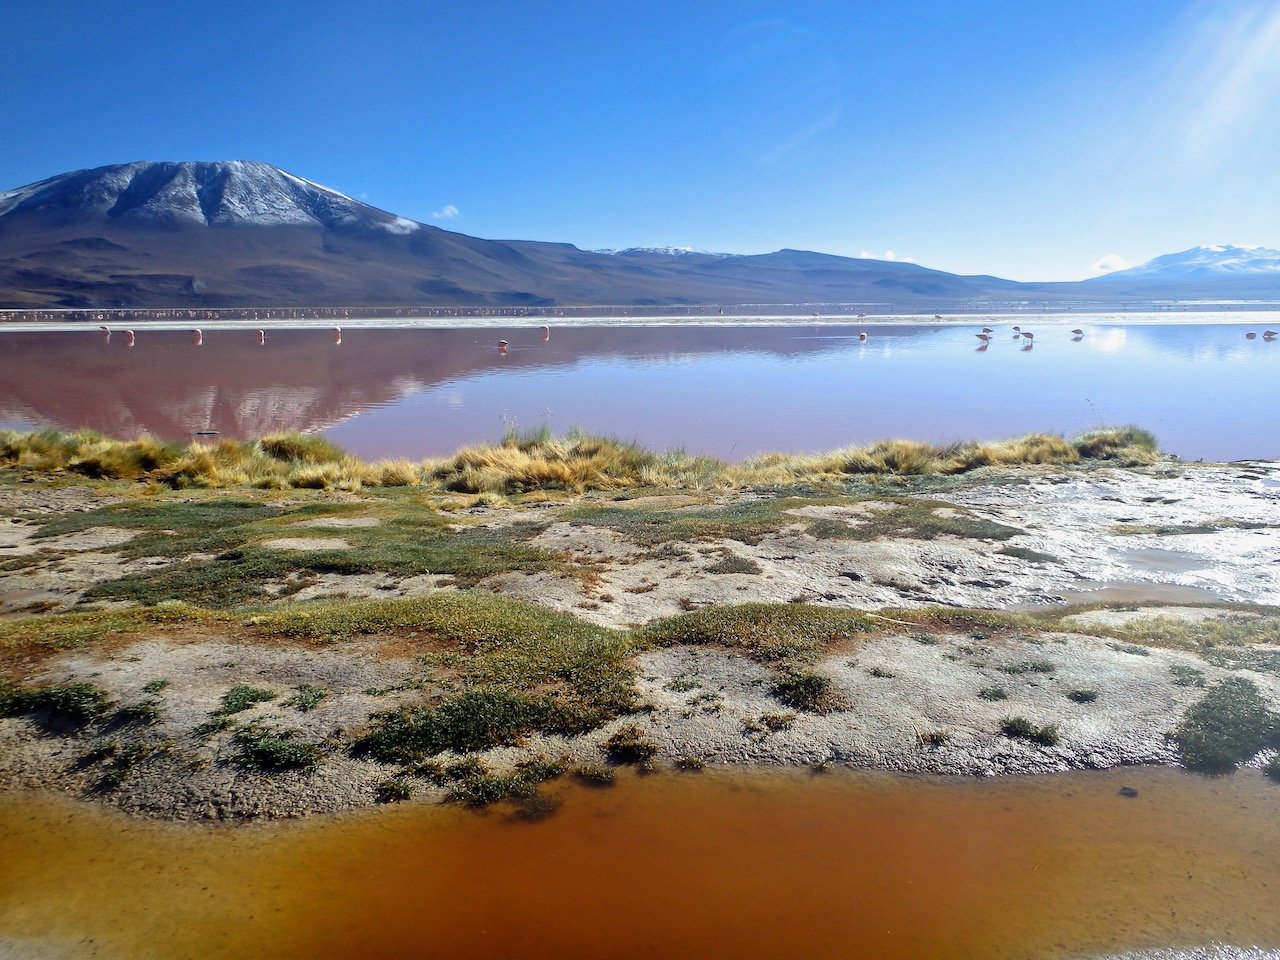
{"left": 595, "top": 246, "right": 732, "bottom": 258}
{"left": 0, "top": 161, "right": 424, "bottom": 233}
{"left": 1095, "top": 244, "right": 1280, "bottom": 280}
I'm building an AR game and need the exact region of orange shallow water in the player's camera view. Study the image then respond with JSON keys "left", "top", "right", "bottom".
{"left": 1, "top": 766, "right": 1278, "bottom": 960}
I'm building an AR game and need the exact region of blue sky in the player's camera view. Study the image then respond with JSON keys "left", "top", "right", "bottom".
{"left": 3, "top": 0, "right": 1279, "bottom": 280}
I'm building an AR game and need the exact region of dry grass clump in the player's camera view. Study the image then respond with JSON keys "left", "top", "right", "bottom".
{"left": 739, "top": 426, "right": 1158, "bottom": 481}
{"left": 423, "top": 427, "right": 686, "bottom": 494}
{"left": 0, "top": 428, "right": 182, "bottom": 478}
{"left": 0, "top": 428, "right": 423, "bottom": 491}
{"left": 0, "top": 425, "right": 1161, "bottom": 493}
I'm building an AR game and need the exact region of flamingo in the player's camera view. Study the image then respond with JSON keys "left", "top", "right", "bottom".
{"left": 257, "top": 329, "right": 267, "bottom": 345}
{"left": 498, "top": 339, "right": 510, "bottom": 354}
{"left": 1263, "top": 330, "right": 1277, "bottom": 340}
{"left": 191, "top": 328, "right": 203, "bottom": 346}
{"left": 858, "top": 331, "right": 868, "bottom": 343}
{"left": 975, "top": 333, "right": 992, "bottom": 342}
{"left": 124, "top": 330, "right": 136, "bottom": 349}
{"left": 1246, "top": 332, "right": 1257, "bottom": 340}
{"left": 540, "top": 325, "right": 550, "bottom": 342}
{"left": 332, "top": 326, "right": 342, "bottom": 345}
{"left": 1021, "top": 330, "right": 1034, "bottom": 341}
{"left": 981, "top": 326, "right": 993, "bottom": 334}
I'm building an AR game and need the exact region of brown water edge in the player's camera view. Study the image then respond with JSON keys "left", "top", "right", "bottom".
{"left": 2, "top": 768, "right": 1278, "bottom": 960}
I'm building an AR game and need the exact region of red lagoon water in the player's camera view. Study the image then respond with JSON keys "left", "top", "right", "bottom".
{"left": 1, "top": 321, "right": 1278, "bottom": 460}
{"left": 1, "top": 767, "right": 1278, "bottom": 959}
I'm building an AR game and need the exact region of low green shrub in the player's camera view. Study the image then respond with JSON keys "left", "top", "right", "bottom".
{"left": 115, "top": 698, "right": 164, "bottom": 725}
{"left": 356, "top": 688, "right": 600, "bottom": 763}
{"left": 0, "top": 681, "right": 111, "bottom": 725}
{"left": 771, "top": 670, "right": 843, "bottom": 713}
{"left": 573, "top": 763, "right": 616, "bottom": 786}
{"left": 283, "top": 684, "right": 329, "bottom": 713}
{"left": 1000, "top": 716, "right": 1060, "bottom": 746}
{"left": 212, "top": 685, "right": 277, "bottom": 717}
{"left": 233, "top": 725, "right": 321, "bottom": 771}
{"left": 443, "top": 754, "right": 566, "bottom": 807}
{"left": 375, "top": 778, "right": 413, "bottom": 803}
{"left": 1174, "top": 677, "right": 1279, "bottom": 773}
{"left": 603, "top": 723, "right": 658, "bottom": 763}
{"left": 999, "top": 659, "right": 1055, "bottom": 675}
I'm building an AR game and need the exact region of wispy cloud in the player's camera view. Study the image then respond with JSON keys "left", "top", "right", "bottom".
{"left": 431, "top": 204, "right": 460, "bottom": 219}
{"left": 759, "top": 105, "right": 842, "bottom": 165}
{"left": 711, "top": 18, "right": 844, "bottom": 166}
{"left": 1166, "top": 1, "right": 1280, "bottom": 162}
{"left": 1090, "top": 253, "right": 1132, "bottom": 275}
{"left": 858, "top": 249, "right": 914, "bottom": 263}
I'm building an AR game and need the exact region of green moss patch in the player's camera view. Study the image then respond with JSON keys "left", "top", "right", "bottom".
{"left": 310, "top": 594, "right": 636, "bottom": 762}
{"left": 1174, "top": 677, "right": 1279, "bottom": 773}
{"left": 639, "top": 604, "right": 874, "bottom": 666}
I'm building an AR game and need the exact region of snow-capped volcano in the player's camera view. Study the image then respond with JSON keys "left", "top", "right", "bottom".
{"left": 1093, "top": 244, "right": 1280, "bottom": 281}
{"left": 0, "top": 160, "right": 419, "bottom": 233}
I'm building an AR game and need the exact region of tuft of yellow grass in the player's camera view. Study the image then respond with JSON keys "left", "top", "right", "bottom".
{"left": 0, "top": 425, "right": 1161, "bottom": 493}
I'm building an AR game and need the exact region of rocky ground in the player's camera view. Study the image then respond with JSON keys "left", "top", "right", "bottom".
{"left": 1, "top": 460, "right": 1278, "bottom": 821}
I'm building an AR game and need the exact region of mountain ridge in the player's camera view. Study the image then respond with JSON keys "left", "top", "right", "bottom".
{"left": 1, "top": 161, "right": 1277, "bottom": 310}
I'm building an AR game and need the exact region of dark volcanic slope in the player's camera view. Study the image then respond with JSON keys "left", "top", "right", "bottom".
{"left": 0, "top": 161, "right": 1045, "bottom": 310}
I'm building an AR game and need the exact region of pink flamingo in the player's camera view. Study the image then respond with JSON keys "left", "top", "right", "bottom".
{"left": 257, "top": 330, "right": 267, "bottom": 345}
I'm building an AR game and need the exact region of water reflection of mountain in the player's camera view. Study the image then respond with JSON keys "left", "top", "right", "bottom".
{"left": 0, "top": 325, "right": 940, "bottom": 440}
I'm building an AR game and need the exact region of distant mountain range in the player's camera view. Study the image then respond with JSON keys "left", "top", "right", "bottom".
{"left": 1, "top": 161, "right": 1277, "bottom": 310}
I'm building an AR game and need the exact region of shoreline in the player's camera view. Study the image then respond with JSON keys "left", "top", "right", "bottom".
{"left": 1, "top": 446, "right": 1277, "bottom": 823}
{"left": 2, "top": 308, "right": 1280, "bottom": 334}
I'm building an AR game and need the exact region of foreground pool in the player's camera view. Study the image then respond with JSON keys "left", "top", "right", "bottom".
{"left": 2, "top": 767, "right": 1277, "bottom": 959}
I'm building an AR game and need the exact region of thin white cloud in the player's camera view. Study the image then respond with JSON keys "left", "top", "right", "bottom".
{"left": 1090, "top": 253, "right": 1132, "bottom": 275}
{"left": 858, "top": 249, "right": 914, "bottom": 263}
{"left": 431, "top": 204, "right": 460, "bottom": 219}
{"left": 758, "top": 105, "right": 841, "bottom": 165}
{"left": 1168, "top": 2, "right": 1280, "bottom": 162}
